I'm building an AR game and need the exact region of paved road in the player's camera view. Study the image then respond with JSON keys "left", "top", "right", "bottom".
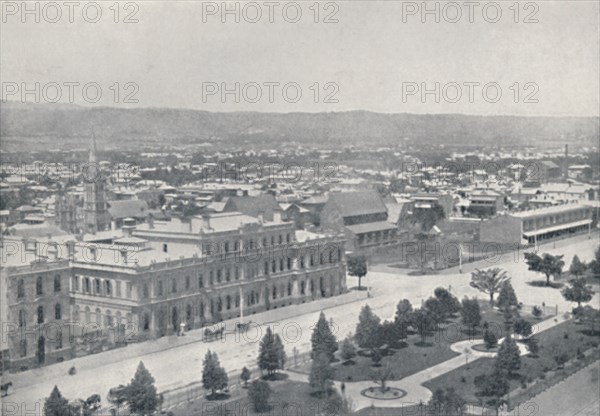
{"left": 2, "top": 236, "right": 598, "bottom": 411}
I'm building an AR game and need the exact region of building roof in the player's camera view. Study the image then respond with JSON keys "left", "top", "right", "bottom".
{"left": 540, "top": 161, "right": 560, "bottom": 169}
{"left": 107, "top": 200, "right": 149, "bottom": 220}
{"left": 346, "top": 221, "right": 397, "bottom": 235}
{"left": 223, "top": 195, "right": 280, "bottom": 220}
{"left": 327, "top": 190, "right": 387, "bottom": 218}
{"left": 510, "top": 203, "right": 589, "bottom": 219}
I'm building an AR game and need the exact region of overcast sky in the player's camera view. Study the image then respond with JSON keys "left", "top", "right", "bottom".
{"left": 1, "top": 0, "right": 599, "bottom": 116}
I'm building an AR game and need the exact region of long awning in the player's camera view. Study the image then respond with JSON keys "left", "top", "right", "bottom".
{"left": 346, "top": 221, "right": 398, "bottom": 235}
{"left": 523, "top": 219, "right": 592, "bottom": 237}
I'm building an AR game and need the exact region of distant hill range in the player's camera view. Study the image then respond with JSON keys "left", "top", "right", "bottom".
{"left": 1, "top": 101, "right": 598, "bottom": 151}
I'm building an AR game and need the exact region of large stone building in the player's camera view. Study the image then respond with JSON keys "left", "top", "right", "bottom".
{"left": 1, "top": 211, "right": 347, "bottom": 372}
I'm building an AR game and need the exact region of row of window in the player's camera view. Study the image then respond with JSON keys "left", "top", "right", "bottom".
{"left": 72, "top": 276, "right": 133, "bottom": 299}
{"left": 201, "top": 233, "right": 294, "bottom": 256}
{"left": 17, "top": 275, "right": 62, "bottom": 299}
{"left": 18, "top": 303, "right": 62, "bottom": 327}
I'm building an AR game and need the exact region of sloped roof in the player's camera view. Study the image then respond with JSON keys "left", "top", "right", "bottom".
{"left": 346, "top": 221, "right": 397, "bottom": 234}
{"left": 107, "top": 200, "right": 149, "bottom": 220}
{"left": 328, "top": 190, "right": 387, "bottom": 217}
{"left": 223, "top": 195, "right": 280, "bottom": 219}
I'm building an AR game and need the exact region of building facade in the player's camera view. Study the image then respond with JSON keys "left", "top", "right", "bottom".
{"left": 1, "top": 212, "right": 347, "bottom": 372}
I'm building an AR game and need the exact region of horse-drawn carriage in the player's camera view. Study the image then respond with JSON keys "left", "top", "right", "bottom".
{"left": 203, "top": 325, "right": 225, "bottom": 342}
{"left": 1, "top": 381, "right": 13, "bottom": 397}
{"left": 236, "top": 321, "right": 252, "bottom": 332}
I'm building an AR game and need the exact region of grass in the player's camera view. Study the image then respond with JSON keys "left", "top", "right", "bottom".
{"left": 173, "top": 381, "right": 344, "bottom": 416}
{"left": 423, "top": 319, "right": 600, "bottom": 403}
{"left": 294, "top": 301, "right": 536, "bottom": 382}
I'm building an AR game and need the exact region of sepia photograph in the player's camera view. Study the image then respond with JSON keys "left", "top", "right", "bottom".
{"left": 1, "top": 1, "right": 599, "bottom": 415}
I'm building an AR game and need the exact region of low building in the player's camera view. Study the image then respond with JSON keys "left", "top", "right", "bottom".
{"left": 320, "top": 190, "right": 398, "bottom": 251}
{"left": 480, "top": 203, "right": 593, "bottom": 245}
{"left": 467, "top": 190, "right": 504, "bottom": 218}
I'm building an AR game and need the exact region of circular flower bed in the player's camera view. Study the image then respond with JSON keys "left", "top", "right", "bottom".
{"left": 471, "top": 343, "right": 499, "bottom": 353}
{"left": 361, "top": 387, "right": 407, "bottom": 400}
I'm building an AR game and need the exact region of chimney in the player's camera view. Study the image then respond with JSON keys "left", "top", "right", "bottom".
{"left": 564, "top": 144, "right": 569, "bottom": 180}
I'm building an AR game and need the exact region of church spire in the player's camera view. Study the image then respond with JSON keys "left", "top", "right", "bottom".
{"left": 89, "top": 128, "right": 98, "bottom": 163}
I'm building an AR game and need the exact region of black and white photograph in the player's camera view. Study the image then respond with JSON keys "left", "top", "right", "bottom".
{"left": 1, "top": 1, "right": 599, "bottom": 415}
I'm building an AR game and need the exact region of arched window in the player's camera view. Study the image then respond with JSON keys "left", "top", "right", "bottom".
{"left": 287, "top": 282, "right": 292, "bottom": 296}
{"left": 217, "top": 297, "right": 222, "bottom": 312}
{"left": 36, "top": 276, "right": 43, "bottom": 296}
{"left": 85, "top": 307, "right": 91, "bottom": 323}
{"left": 105, "top": 310, "right": 113, "bottom": 327}
{"left": 272, "top": 286, "right": 277, "bottom": 300}
{"left": 105, "top": 280, "right": 112, "bottom": 296}
{"left": 157, "top": 280, "right": 163, "bottom": 296}
{"left": 17, "top": 279, "right": 25, "bottom": 298}
{"left": 143, "top": 313, "right": 150, "bottom": 331}
{"left": 226, "top": 295, "right": 231, "bottom": 310}
{"left": 95, "top": 308, "right": 102, "bottom": 325}
{"left": 235, "top": 294, "right": 240, "bottom": 308}
{"left": 171, "top": 278, "right": 177, "bottom": 293}
{"left": 301, "top": 281, "right": 306, "bottom": 295}
{"left": 54, "top": 275, "right": 61, "bottom": 292}
{"left": 19, "top": 310, "right": 26, "bottom": 328}
{"left": 37, "top": 306, "right": 44, "bottom": 324}
{"left": 55, "top": 303, "right": 62, "bottom": 320}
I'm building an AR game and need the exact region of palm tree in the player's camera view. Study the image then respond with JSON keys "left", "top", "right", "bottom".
{"left": 470, "top": 268, "right": 510, "bottom": 305}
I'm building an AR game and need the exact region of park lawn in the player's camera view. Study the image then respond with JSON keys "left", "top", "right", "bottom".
{"left": 423, "top": 319, "right": 600, "bottom": 403}
{"left": 173, "top": 380, "right": 341, "bottom": 416}
{"left": 295, "top": 301, "right": 538, "bottom": 383}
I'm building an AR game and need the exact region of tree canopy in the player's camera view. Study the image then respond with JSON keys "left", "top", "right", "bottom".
{"left": 470, "top": 268, "right": 510, "bottom": 304}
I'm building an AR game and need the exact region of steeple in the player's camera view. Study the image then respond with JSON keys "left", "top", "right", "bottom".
{"left": 89, "top": 128, "right": 98, "bottom": 163}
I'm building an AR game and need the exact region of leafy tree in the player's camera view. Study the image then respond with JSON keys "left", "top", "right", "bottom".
{"left": 355, "top": 305, "right": 382, "bottom": 350}
{"left": 409, "top": 203, "right": 445, "bottom": 231}
{"left": 588, "top": 246, "right": 600, "bottom": 279}
{"left": 531, "top": 306, "right": 543, "bottom": 319}
{"left": 126, "top": 361, "right": 159, "bottom": 416}
{"left": 258, "top": 327, "right": 285, "bottom": 376}
{"left": 202, "top": 351, "right": 228, "bottom": 398}
{"left": 240, "top": 367, "right": 251, "bottom": 387}
{"left": 433, "top": 287, "right": 461, "bottom": 318}
{"left": 483, "top": 326, "right": 498, "bottom": 350}
{"left": 524, "top": 252, "right": 565, "bottom": 286}
{"left": 569, "top": 255, "right": 587, "bottom": 278}
{"left": 394, "top": 299, "right": 413, "bottom": 341}
{"left": 475, "top": 370, "right": 509, "bottom": 414}
{"left": 424, "top": 296, "right": 446, "bottom": 329}
{"left": 461, "top": 297, "right": 481, "bottom": 333}
{"left": 371, "top": 364, "right": 394, "bottom": 392}
{"left": 562, "top": 277, "right": 594, "bottom": 308}
{"left": 44, "top": 386, "right": 70, "bottom": 416}
{"left": 526, "top": 337, "right": 539, "bottom": 357}
{"left": 347, "top": 255, "right": 368, "bottom": 290}
{"left": 340, "top": 337, "right": 357, "bottom": 363}
{"left": 107, "top": 385, "right": 128, "bottom": 413}
{"left": 428, "top": 387, "right": 466, "bottom": 416}
{"left": 380, "top": 320, "right": 402, "bottom": 348}
{"left": 580, "top": 306, "right": 600, "bottom": 334}
{"left": 494, "top": 334, "right": 521, "bottom": 375}
{"left": 470, "top": 268, "right": 509, "bottom": 305}
{"left": 311, "top": 312, "right": 337, "bottom": 362}
{"left": 309, "top": 352, "right": 335, "bottom": 397}
{"left": 371, "top": 348, "right": 383, "bottom": 366}
{"left": 412, "top": 308, "right": 435, "bottom": 344}
{"left": 247, "top": 380, "right": 271, "bottom": 412}
{"left": 497, "top": 281, "right": 519, "bottom": 310}
{"left": 513, "top": 319, "right": 533, "bottom": 339}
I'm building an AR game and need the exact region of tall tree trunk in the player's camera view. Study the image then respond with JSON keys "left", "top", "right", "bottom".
{"left": 546, "top": 273, "right": 551, "bottom": 286}
{"left": 358, "top": 276, "right": 362, "bottom": 290}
